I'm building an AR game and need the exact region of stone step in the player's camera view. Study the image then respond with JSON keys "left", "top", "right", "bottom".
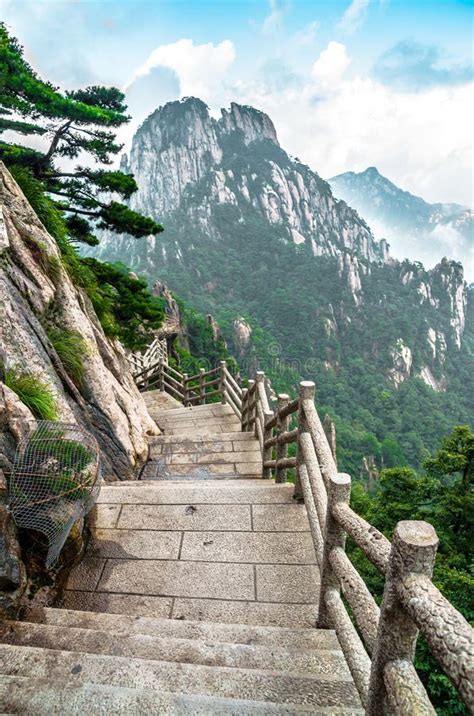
{"left": 150, "top": 431, "right": 257, "bottom": 444}
{"left": 151, "top": 440, "right": 261, "bottom": 457}
{"left": 97, "top": 482, "right": 295, "bottom": 504}
{"left": 1, "top": 621, "right": 350, "bottom": 677}
{"left": 59, "top": 593, "right": 319, "bottom": 626}
{"left": 139, "top": 461, "right": 261, "bottom": 480}
{"left": 38, "top": 608, "right": 336, "bottom": 650}
{"left": 0, "top": 675, "right": 363, "bottom": 715}
{"left": 155, "top": 404, "right": 236, "bottom": 417}
{"left": 151, "top": 450, "right": 262, "bottom": 465}
{"left": 0, "top": 644, "right": 361, "bottom": 708}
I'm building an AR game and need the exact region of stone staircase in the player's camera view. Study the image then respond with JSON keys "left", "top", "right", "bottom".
{"left": 0, "top": 392, "right": 363, "bottom": 714}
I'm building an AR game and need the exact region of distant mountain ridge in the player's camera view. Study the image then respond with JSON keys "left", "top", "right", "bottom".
{"left": 329, "top": 167, "right": 473, "bottom": 281}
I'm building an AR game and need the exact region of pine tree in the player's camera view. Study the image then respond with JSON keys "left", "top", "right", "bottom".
{"left": 0, "top": 23, "right": 162, "bottom": 245}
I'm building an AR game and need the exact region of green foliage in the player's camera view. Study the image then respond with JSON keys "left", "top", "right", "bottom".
{"left": 4, "top": 368, "right": 59, "bottom": 421}
{"left": 0, "top": 22, "right": 162, "bottom": 245}
{"left": 349, "top": 426, "right": 473, "bottom": 714}
{"left": 47, "top": 328, "right": 89, "bottom": 386}
{"left": 82, "top": 259, "right": 165, "bottom": 351}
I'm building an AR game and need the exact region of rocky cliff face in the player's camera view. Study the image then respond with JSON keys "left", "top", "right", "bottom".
{"left": 0, "top": 163, "right": 158, "bottom": 481}
{"left": 116, "top": 97, "right": 385, "bottom": 265}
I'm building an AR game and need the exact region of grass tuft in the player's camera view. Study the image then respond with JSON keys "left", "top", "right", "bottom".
{"left": 4, "top": 368, "right": 59, "bottom": 420}
{"left": 47, "top": 327, "right": 89, "bottom": 386}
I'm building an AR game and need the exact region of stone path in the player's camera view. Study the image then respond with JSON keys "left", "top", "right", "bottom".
{"left": 0, "top": 392, "right": 362, "bottom": 714}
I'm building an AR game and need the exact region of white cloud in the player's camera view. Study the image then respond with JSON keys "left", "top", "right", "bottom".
{"left": 224, "top": 42, "right": 473, "bottom": 208}
{"left": 124, "top": 38, "right": 236, "bottom": 100}
{"left": 262, "top": 0, "right": 286, "bottom": 35}
{"left": 293, "top": 21, "right": 320, "bottom": 47}
{"left": 311, "top": 42, "right": 350, "bottom": 85}
{"left": 338, "top": 0, "right": 371, "bottom": 33}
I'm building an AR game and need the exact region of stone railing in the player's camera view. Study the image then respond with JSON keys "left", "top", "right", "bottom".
{"left": 242, "top": 377, "right": 473, "bottom": 715}
{"left": 134, "top": 359, "right": 243, "bottom": 419}
{"left": 128, "top": 337, "right": 168, "bottom": 376}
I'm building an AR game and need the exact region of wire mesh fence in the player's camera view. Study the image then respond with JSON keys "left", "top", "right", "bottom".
{"left": 8, "top": 421, "right": 100, "bottom": 568}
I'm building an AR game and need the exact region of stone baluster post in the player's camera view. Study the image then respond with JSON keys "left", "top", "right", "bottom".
{"left": 254, "top": 371, "right": 265, "bottom": 442}
{"left": 294, "top": 381, "right": 315, "bottom": 500}
{"left": 367, "top": 521, "right": 439, "bottom": 715}
{"left": 247, "top": 379, "right": 255, "bottom": 433}
{"left": 262, "top": 409, "right": 274, "bottom": 479}
{"left": 183, "top": 373, "right": 189, "bottom": 405}
{"left": 159, "top": 356, "right": 164, "bottom": 393}
{"left": 199, "top": 368, "right": 205, "bottom": 405}
{"left": 219, "top": 361, "right": 226, "bottom": 404}
{"left": 275, "top": 393, "right": 290, "bottom": 483}
{"left": 317, "top": 471, "right": 351, "bottom": 628}
{"left": 323, "top": 414, "right": 337, "bottom": 465}
{"left": 241, "top": 387, "right": 248, "bottom": 431}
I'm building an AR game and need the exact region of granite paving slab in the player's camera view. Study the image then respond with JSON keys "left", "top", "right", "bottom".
{"left": 117, "top": 504, "right": 252, "bottom": 531}
{"left": 97, "top": 559, "right": 255, "bottom": 600}
{"left": 180, "top": 532, "right": 317, "bottom": 564}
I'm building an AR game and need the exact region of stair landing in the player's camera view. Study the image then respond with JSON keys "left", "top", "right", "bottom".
{"left": 63, "top": 480, "right": 320, "bottom": 627}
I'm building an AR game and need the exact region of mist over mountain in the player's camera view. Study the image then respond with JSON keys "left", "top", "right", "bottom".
{"left": 329, "top": 167, "right": 473, "bottom": 281}
{"left": 93, "top": 97, "right": 473, "bottom": 476}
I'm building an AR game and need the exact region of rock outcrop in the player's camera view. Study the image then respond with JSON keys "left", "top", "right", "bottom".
{"left": 0, "top": 162, "right": 158, "bottom": 481}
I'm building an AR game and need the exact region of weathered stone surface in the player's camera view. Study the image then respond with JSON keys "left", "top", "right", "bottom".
{"left": 61, "top": 591, "right": 172, "bottom": 617}
{"left": 172, "top": 598, "right": 319, "bottom": 628}
{"left": 40, "top": 607, "right": 334, "bottom": 649}
{"left": 97, "top": 559, "right": 255, "bottom": 600}
{"left": 1, "top": 621, "right": 351, "bottom": 677}
{"left": 180, "top": 532, "right": 317, "bottom": 564}
{"left": 90, "top": 529, "right": 181, "bottom": 560}
{"left": 0, "top": 674, "right": 365, "bottom": 714}
{"left": 0, "top": 162, "right": 158, "bottom": 480}
{"left": 256, "top": 565, "right": 320, "bottom": 604}
{"left": 0, "top": 504, "right": 26, "bottom": 598}
{"left": 0, "top": 382, "right": 35, "bottom": 474}
{"left": 90, "top": 504, "right": 122, "bottom": 529}
{"left": 0, "top": 643, "right": 362, "bottom": 707}
{"left": 252, "top": 505, "right": 311, "bottom": 532}
{"left": 66, "top": 557, "right": 106, "bottom": 591}
{"left": 97, "top": 483, "right": 294, "bottom": 504}
{"left": 118, "top": 504, "right": 252, "bottom": 531}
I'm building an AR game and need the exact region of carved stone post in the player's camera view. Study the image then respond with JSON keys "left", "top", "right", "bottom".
{"left": 275, "top": 393, "right": 290, "bottom": 483}
{"left": 183, "top": 373, "right": 188, "bottom": 405}
{"left": 294, "top": 381, "right": 315, "bottom": 500}
{"left": 262, "top": 409, "right": 274, "bottom": 479}
{"left": 247, "top": 379, "right": 255, "bottom": 433}
{"left": 219, "top": 361, "right": 226, "bottom": 404}
{"left": 159, "top": 356, "right": 164, "bottom": 393}
{"left": 199, "top": 368, "right": 205, "bottom": 405}
{"left": 323, "top": 414, "right": 337, "bottom": 465}
{"left": 367, "top": 521, "right": 439, "bottom": 715}
{"left": 254, "top": 371, "right": 265, "bottom": 442}
{"left": 317, "top": 472, "right": 351, "bottom": 629}
{"left": 241, "top": 387, "right": 248, "bottom": 431}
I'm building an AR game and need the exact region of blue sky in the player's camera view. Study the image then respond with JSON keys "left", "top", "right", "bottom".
{"left": 1, "top": 0, "right": 473, "bottom": 206}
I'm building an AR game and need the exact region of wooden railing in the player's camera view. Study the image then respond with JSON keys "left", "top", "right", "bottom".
{"left": 241, "top": 376, "right": 473, "bottom": 714}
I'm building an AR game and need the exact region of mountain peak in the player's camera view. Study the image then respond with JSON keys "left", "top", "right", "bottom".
{"left": 220, "top": 102, "right": 279, "bottom": 146}
{"left": 363, "top": 166, "right": 381, "bottom": 177}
